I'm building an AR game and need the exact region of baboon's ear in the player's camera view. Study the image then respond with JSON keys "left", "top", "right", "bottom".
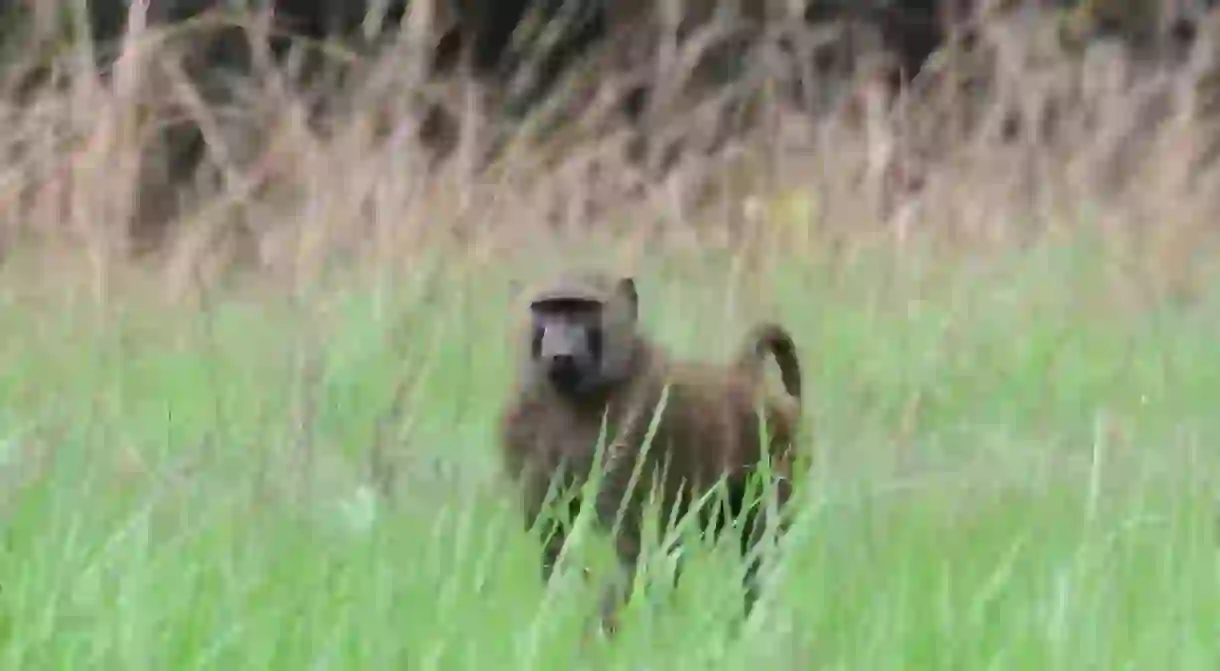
{"left": 615, "top": 277, "right": 638, "bottom": 320}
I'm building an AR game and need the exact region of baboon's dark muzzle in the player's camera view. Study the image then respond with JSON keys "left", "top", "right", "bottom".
{"left": 545, "top": 355, "right": 585, "bottom": 393}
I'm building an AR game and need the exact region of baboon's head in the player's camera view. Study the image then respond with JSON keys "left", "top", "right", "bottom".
{"left": 526, "top": 273, "right": 639, "bottom": 398}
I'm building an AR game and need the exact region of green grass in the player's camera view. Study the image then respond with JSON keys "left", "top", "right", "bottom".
{"left": 0, "top": 239, "right": 1216, "bottom": 670}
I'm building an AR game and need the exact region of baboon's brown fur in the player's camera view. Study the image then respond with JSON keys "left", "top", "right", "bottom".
{"left": 498, "top": 271, "right": 803, "bottom": 631}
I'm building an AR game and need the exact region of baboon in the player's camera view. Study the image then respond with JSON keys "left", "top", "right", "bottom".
{"left": 498, "top": 271, "right": 803, "bottom": 631}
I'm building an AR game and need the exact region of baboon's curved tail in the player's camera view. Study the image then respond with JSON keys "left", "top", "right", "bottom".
{"left": 735, "top": 322, "right": 802, "bottom": 402}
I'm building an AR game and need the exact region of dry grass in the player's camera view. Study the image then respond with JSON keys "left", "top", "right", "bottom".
{"left": 0, "top": 3, "right": 1213, "bottom": 297}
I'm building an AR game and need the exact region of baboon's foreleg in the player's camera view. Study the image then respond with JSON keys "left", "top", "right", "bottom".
{"left": 593, "top": 447, "right": 649, "bottom": 633}
{"left": 522, "top": 472, "right": 579, "bottom": 583}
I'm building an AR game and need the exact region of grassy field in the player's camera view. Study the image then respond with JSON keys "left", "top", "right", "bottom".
{"left": 0, "top": 234, "right": 1215, "bottom": 670}
{"left": 1, "top": 5, "right": 1219, "bottom": 666}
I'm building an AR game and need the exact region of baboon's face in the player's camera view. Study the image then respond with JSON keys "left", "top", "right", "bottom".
{"left": 529, "top": 298, "right": 606, "bottom": 397}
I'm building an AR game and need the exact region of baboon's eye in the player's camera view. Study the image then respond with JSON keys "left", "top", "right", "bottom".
{"left": 531, "top": 326, "right": 544, "bottom": 358}
{"left": 587, "top": 327, "right": 603, "bottom": 360}
{"left": 531, "top": 298, "right": 602, "bottom": 317}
